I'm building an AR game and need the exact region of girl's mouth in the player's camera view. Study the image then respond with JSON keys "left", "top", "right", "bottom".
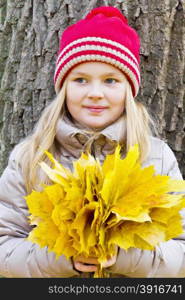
{"left": 84, "top": 106, "right": 108, "bottom": 113}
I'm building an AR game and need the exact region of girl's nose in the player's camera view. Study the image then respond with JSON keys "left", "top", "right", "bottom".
{"left": 87, "top": 82, "right": 104, "bottom": 99}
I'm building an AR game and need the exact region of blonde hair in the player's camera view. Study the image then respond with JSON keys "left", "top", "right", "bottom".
{"left": 125, "top": 80, "right": 154, "bottom": 162}
{"left": 14, "top": 81, "right": 67, "bottom": 193}
{"left": 14, "top": 78, "right": 154, "bottom": 193}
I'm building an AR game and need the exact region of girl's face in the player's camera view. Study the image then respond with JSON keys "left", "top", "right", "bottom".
{"left": 66, "top": 62, "right": 127, "bottom": 129}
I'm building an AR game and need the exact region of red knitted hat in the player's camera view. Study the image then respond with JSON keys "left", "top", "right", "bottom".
{"left": 54, "top": 6, "right": 140, "bottom": 97}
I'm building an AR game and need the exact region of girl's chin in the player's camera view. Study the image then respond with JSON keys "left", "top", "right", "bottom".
{"left": 80, "top": 120, "right": 112, "bottom": 130}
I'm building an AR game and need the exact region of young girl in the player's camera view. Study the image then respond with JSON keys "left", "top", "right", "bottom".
{"left": 0, "top": 6, "right": 185, "bottom": 278}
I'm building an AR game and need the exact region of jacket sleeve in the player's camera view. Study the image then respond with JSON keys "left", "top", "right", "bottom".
{"left": 0, "top": 148, "right": 79, "bottom": 278}
{"left": 107, "top": 142, "right": 185, "bottom": 277}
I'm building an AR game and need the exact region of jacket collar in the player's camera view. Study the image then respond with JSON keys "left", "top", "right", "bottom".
{"left": 55, "top": 113, "right": 126, "bottom": 161}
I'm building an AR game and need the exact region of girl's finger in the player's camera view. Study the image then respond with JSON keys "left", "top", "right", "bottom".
{"left": 74, "top": 256, "right": 99, "bottom": 265}
{"left": 74, "top": 261, "right": 98, "bottom": 272}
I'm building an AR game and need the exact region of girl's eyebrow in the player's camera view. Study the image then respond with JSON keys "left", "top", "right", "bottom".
{"left": 70, "top": 71, "right": 121, "bottom": 77}
{"left": 102, "top": 72, "right": 121, "bottom": 77}
{"left": 70, "top": 71, "right": 89, "bottom": 76}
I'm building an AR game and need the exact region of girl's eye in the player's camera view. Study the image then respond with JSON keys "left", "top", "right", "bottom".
{"left": 74, "top": 78, "right": 87, "bottom": 84}
{"left": 105, "top": 78, "right": 118, "bottom": 84}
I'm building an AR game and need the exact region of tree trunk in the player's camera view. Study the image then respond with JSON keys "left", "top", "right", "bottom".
{"left": 0, "top": 0, "right": 185, "bottom": 177}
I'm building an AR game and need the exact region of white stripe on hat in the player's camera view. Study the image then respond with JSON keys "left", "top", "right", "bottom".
{"left": 56, "top": 37, "right": 139, "bottom": 66}
{"left": 55, "top": 44, "right": 140, "bottom": 82}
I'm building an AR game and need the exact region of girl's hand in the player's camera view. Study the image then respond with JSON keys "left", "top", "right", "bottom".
{"left": 72, "top": 256, "right": 99, "bottom": 273}
{"left": 72, "top": 247, "right": 118, "bottom": 272}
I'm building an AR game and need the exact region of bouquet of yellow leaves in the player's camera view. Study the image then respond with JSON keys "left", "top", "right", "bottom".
{"left": 25, "top": 144, "right": 185, "bottom": 277}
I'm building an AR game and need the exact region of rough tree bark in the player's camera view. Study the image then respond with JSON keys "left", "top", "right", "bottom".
{"left": 0, "top": 0, "right": 185, "bottom": 176}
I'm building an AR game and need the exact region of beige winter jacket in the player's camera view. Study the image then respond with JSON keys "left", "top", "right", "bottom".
{"left": 0, "top": 116, "right": 185, "bottom": 278}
